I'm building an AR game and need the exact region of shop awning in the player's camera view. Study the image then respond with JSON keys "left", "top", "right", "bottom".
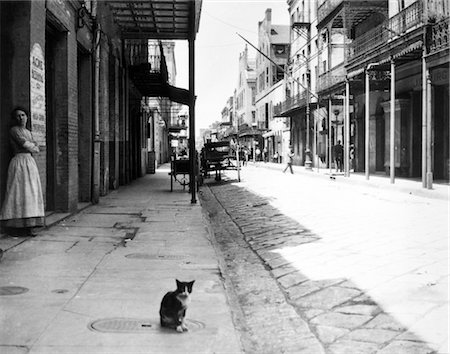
{"left": 108, "top": 0, "right": 202, "bottom": 40}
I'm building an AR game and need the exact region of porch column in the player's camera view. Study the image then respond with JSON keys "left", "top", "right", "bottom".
{"left": 422, "top": 51, "right": 427, "bottom": 187}
{"left": 426, "top": 71, "right": 433, "bottom": 189}
{"left": 189, "top": 37, "right": 196, "bottom": 204}
{"left": 344, "top": 79, "right": 350, "bottom": 177}
{"left": 328, "top": 98, "right": 332, "bottom": 173}
{"left": 390, "top": 59, "right": 395, "bottom": 184}
{"left": 365, "top": 69, "right": 370, "bottom": 180}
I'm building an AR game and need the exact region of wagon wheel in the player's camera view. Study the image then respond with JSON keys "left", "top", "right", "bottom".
{"left": 179, "top": 175, "right": 189, "bottom": 190}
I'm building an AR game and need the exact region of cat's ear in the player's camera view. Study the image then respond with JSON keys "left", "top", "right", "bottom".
{"left": 187, "top": 280, "right": 195, "bottom": 292}
{"left": 176, "top": 279, "right": 181, "bottom": 287}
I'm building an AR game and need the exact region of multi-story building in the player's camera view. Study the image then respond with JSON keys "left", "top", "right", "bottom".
{"left": 280, "top": 0, "right": 320, "bottom": 166}
{"left": 0, "top": 0, "right": 202, "bottom": 218}
{"left": 234, "top": 45, "right": 258, "bottom": 153}
{"left": 255, "top": 9, "right": 290, "bottom": 161}
{"left": 235, "top": 46, "right": 257, "bottom": 128}
{"left": 315, "top": 0, "right": 389, "bottom": 174}
{"left": 345, "top": 0, "right": 449, "bottom": 186}
{"left": 147, "top": 41, "right": 184, "bottom": 167}
{"left": 218, "top": 96, "right": 235, "bottom": 141}
{"left": 278, "top": 0, "right": 448, "bottom": 188}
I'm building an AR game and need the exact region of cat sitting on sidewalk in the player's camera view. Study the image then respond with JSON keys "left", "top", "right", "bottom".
{"left": 159, "top": 279, "right": 195, "bottom": 333}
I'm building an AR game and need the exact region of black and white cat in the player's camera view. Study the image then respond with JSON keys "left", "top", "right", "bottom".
{"left": 159, "top": 279, "right": 195, "bottom": 332}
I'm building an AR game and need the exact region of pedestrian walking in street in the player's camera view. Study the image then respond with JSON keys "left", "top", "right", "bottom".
{"left": 243, "top": 148, "right": 249, "bottom": 166}
{"left": 0, "top": 107, "right": 45, "bottom": 237}
{"left": 283, "top": 148, "right": 294, "bottom": 174}
{"left": 333, "top": 140, "right": 344, "bottom": 172}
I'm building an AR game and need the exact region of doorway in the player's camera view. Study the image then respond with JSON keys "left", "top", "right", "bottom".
{"left": 45, "top": 24, "right": 59, "bottom": 211}
{"left": 77, "top": 47, "right": 92, "bottom": 202}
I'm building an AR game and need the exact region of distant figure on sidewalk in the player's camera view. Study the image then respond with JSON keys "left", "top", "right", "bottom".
{"left": 262, "top": 148, "right": 267, "bottom": 162}
{"left": 333, "top": 140, "right": 344, "bottom": 172}
{"left": 255, "top": 147, "right": 261, "bottom": 162}
{"left": 273, "top": 152, "right": 279, "bottom": 163}
{"left": 0, "top": 107, "right": 45, "bottom": 237}
{"left": 283, "top": 148, "right": 294, "bottom": 174}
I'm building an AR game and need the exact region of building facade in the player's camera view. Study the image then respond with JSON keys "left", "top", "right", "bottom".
{"left": 255, "top": 9, "right": 290, "bottom": 161}
{"left": 345, "top": 0, "right": 449, "bottom": 185}
{"left": 0, "top": 0, "right": 201, "bottom": 221}
{"left": 276, "top": 0, "right": 448, "bottom": 187}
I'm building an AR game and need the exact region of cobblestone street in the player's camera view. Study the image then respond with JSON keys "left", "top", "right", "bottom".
{"left": 199, "top": 164, "right": 448, "bottom": 354}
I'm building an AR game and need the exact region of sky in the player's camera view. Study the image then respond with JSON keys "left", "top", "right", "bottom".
{"left": 174, "top": 0, "right": 290, "bottom": 134}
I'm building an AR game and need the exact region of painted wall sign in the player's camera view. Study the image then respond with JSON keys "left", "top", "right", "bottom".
{"left": 30, "top": 43, "right": 46, "bottom": 146}
{"left": 431, "top": 67, "right": 448, "bottom": 86}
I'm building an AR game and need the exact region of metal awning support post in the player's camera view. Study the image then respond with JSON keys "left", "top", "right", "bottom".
{"left": 364, "top": 62, "right": 378, "bottom": 180}
{"left": 188, "top": 36, "right": 196, "bottom": 204}
{"left": 365, "top": 69, "right": 370, "bottom": 180}
{"left": 344, "top": 79, "right": 350, "bottom": 177}
{"left": 426, "top": 71, "right": 433, "bottom": 189}
{"left": 328, "top": 98, "right": 332, "bottom": 174}
{"left": 390, "top": 59, "right": 396, "bottom": 184}
{"left": 422, "top": 47, "right": 427, "bottom": 188}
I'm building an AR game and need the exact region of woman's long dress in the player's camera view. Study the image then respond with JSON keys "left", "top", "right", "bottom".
{"left": 0, "top": 126, "right": 45, "bottom": 228}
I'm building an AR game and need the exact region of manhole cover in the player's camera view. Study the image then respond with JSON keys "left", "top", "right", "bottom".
{"left": 88, "top": 318, "right": 205, "bottom": 333}
{"left": 125, "top": 253, "right": 185, "bottom": 260}
{"left": 0, "top": 286, "right": 29, "bottom": 296}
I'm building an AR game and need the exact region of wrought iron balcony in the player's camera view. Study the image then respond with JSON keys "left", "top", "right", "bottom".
{"left": 279, "top": 92, "right": 307, "bottom": 115}
{"left": 348, "top": 0, "right": 425, "bottom": 61}
{"left": 317, "top": 64, "right": 346, "bottom": 93}
{"left": 429, "top": 17, "right": 449, "bottom": 54}
{"left": 388, "top": 0, "right": 423, "bottom": 37}
{"left": 317, "top": 0, "right": 344, "bottom": 26}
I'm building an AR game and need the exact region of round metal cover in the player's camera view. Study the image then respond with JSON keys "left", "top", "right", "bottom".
{"left": 125, "top": 253, "right": 185, "bottom": 260}
{"left": 89, "top": 318, "right": 154, "bottom": 333}
{"left": 89, "top": 318, "right": 205, "bottom": 333}
{"left": 0, "top": 286, "right": 29, "bottom": 296}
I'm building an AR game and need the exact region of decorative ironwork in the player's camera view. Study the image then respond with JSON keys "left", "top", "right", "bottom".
{"left": 318, "top": 0, "right": 344, "bottom": 25}
{"left": 349, "top": 0, "right": 424, "bottom": 61}
{"left": 429, "top": 17, "right": 449, "bottom": 53}
{"left": 388, "top": 0, "right": 423, "bottom": 36}
{"left": 280, "top": 92, "right": 307, "bottom": 114}
{"left": 317, "top": 64, "right": 346, "bottom": 92}
{"left": 368, "top": 70, "right": 391, "bottom": 81}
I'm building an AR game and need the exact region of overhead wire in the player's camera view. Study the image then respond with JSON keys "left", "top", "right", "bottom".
{"left": 237, "top": 33, "right": 338, "bottom": 125}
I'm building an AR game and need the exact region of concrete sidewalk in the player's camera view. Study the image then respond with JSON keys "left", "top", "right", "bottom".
{"left": 252, "top": 161, "right": 449, "bottom": 201}
{"left": 0, "top": 165, "right": 242, "bottom": 354}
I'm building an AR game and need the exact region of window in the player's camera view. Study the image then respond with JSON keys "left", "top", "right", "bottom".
{"left": 323, "top": 60, "right": 327, "bottom": 72}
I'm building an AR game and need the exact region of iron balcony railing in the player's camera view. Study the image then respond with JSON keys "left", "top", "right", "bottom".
{"left": 280, "top": 92, "right": 307, "bottom": 114}
{"left": 317, "top": 0, "right": 344, "bottom": 25}
{"left": 429, "top": 17, "right": 449, "bottom": 53}
{"left": 317, "top": 63, "right": 346, "bottom": 92}
{"left": 125, "top": 41, "right": 161, "bottom": 72}
{"left": 348, "top": 0, "right": 425, "bottom": 61}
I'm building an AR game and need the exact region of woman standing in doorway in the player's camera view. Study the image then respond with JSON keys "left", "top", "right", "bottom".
{"left": 0, "top": 107, "right": 45, "bottom": 236}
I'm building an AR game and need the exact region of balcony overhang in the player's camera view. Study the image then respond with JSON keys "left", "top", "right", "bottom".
{"left": 108, "top": 0, "right": 202, "bottom": 40}
{"left": 318, "top": 0, "right": 387, "bottom": 29}
{"left": 129, "top": 64, "right": 190, "bottom": 104}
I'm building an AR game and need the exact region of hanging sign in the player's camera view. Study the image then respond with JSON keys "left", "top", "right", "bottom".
{"left": 30, "top": 43, "right": 46, "bottom": 146}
